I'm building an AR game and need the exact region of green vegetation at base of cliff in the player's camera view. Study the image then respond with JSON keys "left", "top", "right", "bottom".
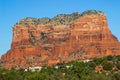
{"left": 0, "top": 55, "right": 120, "bottom": 80}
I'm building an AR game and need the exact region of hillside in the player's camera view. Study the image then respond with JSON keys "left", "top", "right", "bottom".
{"left": 0, "top": 55, "right": 120, "bottom": 80}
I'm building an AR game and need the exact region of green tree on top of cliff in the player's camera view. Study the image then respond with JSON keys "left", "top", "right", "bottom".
{"left": 81, "top": 10, "right": 104, "bottom": 16}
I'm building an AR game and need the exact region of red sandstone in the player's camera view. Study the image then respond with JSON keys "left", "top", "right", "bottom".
{"left": 1, "top": 13, "right": 120, "bottom": 69}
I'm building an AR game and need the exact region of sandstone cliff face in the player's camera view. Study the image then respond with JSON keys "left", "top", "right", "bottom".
{"left": 1, "top": 10, "right": 120, "bottom": 69}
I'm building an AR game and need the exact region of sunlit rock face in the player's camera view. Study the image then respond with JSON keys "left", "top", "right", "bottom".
{"left": 1, "top": 10, "right": 120, "bottom": 69}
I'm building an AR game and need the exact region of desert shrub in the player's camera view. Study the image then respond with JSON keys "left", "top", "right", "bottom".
{"left": 102, "top": 61, "right": 113, "bottom": 71}
{"left": 81, "top": 10, "right": 104, "bottom": 16}
{"left": 116, "top": 62, "right": 120, "bottom": 70}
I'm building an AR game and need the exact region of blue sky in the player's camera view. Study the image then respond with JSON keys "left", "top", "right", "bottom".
{"left": 0, "top": 0, "right": 120, "bottom": 56}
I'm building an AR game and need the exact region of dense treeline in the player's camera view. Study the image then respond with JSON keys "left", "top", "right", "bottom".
{"left": 0, "top": 55, "right": 120, "bottom": 80}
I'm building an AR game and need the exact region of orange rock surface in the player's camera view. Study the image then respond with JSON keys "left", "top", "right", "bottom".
{"left": 1, "top": 11, "right": 120, "bottom": 69}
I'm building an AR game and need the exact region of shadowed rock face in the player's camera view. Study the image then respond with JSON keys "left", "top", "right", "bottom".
{"left": 1, "top": 10, "right": 120, "bottom": 69}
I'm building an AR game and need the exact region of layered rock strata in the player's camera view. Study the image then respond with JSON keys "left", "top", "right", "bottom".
{"left": 1, "top": 10, "right": 120, "bottom": 69}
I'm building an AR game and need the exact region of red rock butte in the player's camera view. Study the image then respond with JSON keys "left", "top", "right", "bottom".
{"left": 1, "top": 10, "right": 120, "bottom": 69}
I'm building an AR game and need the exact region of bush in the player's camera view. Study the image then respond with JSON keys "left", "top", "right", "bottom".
{"left": 102, "top": 61, "right": 113, "bottom": 71}
{"left": 112, "top": 73, "right": 120, "bottom": 80}
{"left": 116, "top": 55, "right": 120, "bottom": 61}
{"left": 93, "top": 57, "right": 105, "bottom": 65}
{"left": 107, "top": 55, "right": 113, "bottom": 61}
{"left": 116, "top": 62, "right": 120, "bottom": 70}
{"left": 81, "top": 10, "right": 104, "bottom": 16}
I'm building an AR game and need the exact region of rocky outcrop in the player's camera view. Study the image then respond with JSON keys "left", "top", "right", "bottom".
{"left": 1, "top": 10, "right": 120, "bottom": 69}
